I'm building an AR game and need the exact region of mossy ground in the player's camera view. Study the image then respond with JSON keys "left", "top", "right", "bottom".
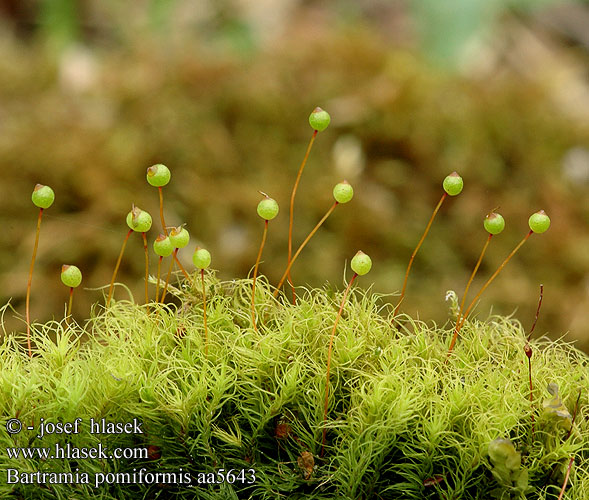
{"left": 1, "top": 275, "right": 588, "bottom": 499}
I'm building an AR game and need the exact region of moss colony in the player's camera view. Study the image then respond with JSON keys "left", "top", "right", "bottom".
{"left": 1, "top": 280, "right": 588, "bottom": 499}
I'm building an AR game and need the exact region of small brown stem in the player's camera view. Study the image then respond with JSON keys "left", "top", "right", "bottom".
{"left": 202, "top": 269, "right": 209, "bottom": 357}
{"left": 527, "top": 283, "right": 544, "bottom": 343}
{"left": 288, "top": 129, "right": 318, "bottom": 304}
{"left": 25, "top": 208, "right": 44, "bottom": 357}
{"left": 155, "top": 256, "right": 163, "bottom": 303}
{"left": 321, "top": 272, "right": 358, "bottom": 457}
{"left": 142, "top": 232, "right": 149, "bottom": 305}
{"left": 160, "top": 251, "right": 176, "bottom": 304}
{"left": 107, "top": 229, "right": 133, "bottom": 307}
{"left": 158, "top": 187, "right": 167, "bottom": 236}
{"left": 393, "top": 192, "right": 447, "bottom": 319}
{"left": 251, "top": 220, "right": 268, "bottom": 332}
{"left": 525, "top": 284, "right": 544, "bottom": 441}
{"left": 526, "top": 353, "right": 535, "bottom": 438}
{"left": 447, "top": 230, "right": 533, "bottom": 357}
{"left": 457, "top": 233, "right": 493, "bottom": 323}
{"left": 66, "top": 287, "right": 74, "bottom": 325}
{"left": 274, "top": 202, "right": 338, "bottom": 298}
{"left": 173, "top": 252, "right": 191, "bottom": 281}
{"left": 557, "top": 457, "right": 574, "bottom": 500}
{"left": 289, "top": 277, "right": 297, "bottom": 305}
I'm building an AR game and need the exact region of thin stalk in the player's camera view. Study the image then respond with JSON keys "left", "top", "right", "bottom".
{"left": 274, "top": 201, "right": 338, "bottom": 298}
{"left": 557, "top": 457, "right": 574, "bottom": 500}
{"left": 160, "top": 251, "right": 176, "bottom": 304}
{"left": 457, "top": 233, "right": 493, "bottom": 323}
{"left": 142, "top": 232, "right": 149, "bottom": 305}
{"left": 321, "top": 272, "right": 357, "bottom": 457}
{"left": 288, "top": 129, "right": 318, "bottom": 304}
{"left": 173, "top": 252, "right": 191, "bottom": 281}
{"left": 25, "top": 208, "right": 44, "bottom": 357}
{"left": 158, "top": 186, "right": 167, "bottom": 236}
{"left": 525, "top": 284, "right": 544, "bottom": 441}
{"left": 393, "top": 192, "right": 447, "bottom": 318}
{"left": 526, "top": 351, "right": 534, "bottom": 437}
{"left": 107, "top": 229, "right": 133, "bottom": 306}
{"left": 251, "top": 220, "right": 268, "bottom": 332}
{"left": 155, "top": 256, "right": 163, "bottom": 303}
{"left": 202, "top": 269, "right": 209, "bottom": 357}
{"left": 448, "top": 230, "right": 533, "bottom": 356}
{"left": 66, "top": 287, "right": 74, "bottom": 325}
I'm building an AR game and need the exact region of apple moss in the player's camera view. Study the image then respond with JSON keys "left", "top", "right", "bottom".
{"left": 1, "top": 278, "right": 588, "bottom": 499}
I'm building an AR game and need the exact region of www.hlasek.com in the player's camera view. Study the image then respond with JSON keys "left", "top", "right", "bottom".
{"left": 4, "top": 417, "right": 256, "bottom": 488}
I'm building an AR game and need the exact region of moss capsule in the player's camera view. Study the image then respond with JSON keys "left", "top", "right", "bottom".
{"left": 528, "top": 210, "right": 550, "bottom": 234}
{"left": 333, "top": 180, "right": 354, "bottom": 204}
{"left": 169, "top": 226, "right": 190, "bottom": 248}
{"left": 257, "top": 197, "right": 279, "bottom": 221}
{"left": 153, "top": 234, "right": 174, "bottom": 257}
{"left": 443, "top": 172, "right": 463, "bottom": 196}
{"left": 60, "top": 265, "right": 82, "bottom": 288}
{"left": 193, "top": 247, "right": 211, "bottom": 269}
{"left": 308, "top": 107, "right": 331, "bottom": 132}
{"left": 146, "top": 164, "right": 171, "bottom": 187}
{"left": 126, "top": 206, "right": 152, "bottom": 232}
{"left": 31, "top": 184, "right": 55, "bottom": 209}
{"left": 351, "top": 250, "right": 372, "bottom": 276}
{"left": 484, "top": 212, "right": 505, "bottom": 235}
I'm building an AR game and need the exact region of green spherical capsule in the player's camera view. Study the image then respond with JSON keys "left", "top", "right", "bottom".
{"left": 146, "top": 164, "right": 171, "bottom": 187}
{"left": 193, "top": 247, "right": 211, "bottom": 269}
{"left": 484, "top": 212, "right": 505, "bottom": 235}
{"left": 333, "top": 180, "right": 354, "bottom": 204}
{"left": 351, "top": 250, "right": 372, "bottom": 276}
{"left": 31, "top": 184, "right": 55, "bottom": 209}
{"left": 169, "top": 226, "right": 190, "bottom": 248}
{"left": 60, "top": 265, "right": 82, "bottom": 288}
{"left": 442, "top": 172, "right": 463, "bottom": 196}
{"left": 528, "top": 210, "right": 550, "bottom": 234}
{"left": 153, "top": 234, "right": 174, "bottom": 257}
{"left": 309, "top": 107, "right": 331, "bottom": 132}
{"left": 257, "top": 197, "right": 279, "bottom": 220}
{"left": 126, "top": 206, "right": 152, "bottom": 232}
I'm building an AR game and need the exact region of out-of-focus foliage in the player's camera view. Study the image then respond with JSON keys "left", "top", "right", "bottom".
{"left": 411, "top": 0, "right": 572, "bottom": 66}
{"left": 1, "top": 1, "right": 588, "bottom": 352}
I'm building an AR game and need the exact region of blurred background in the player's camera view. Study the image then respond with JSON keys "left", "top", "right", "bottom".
{"left": 1, "top": 0, "right": 588, "bottom": 351}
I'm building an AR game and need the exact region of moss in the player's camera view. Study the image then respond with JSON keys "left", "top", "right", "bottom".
{"left": 1, "top": 277, "right": 587, "bottom": 499}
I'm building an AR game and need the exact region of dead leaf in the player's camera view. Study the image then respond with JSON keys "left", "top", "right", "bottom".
{"left": 297, "top": 451, "right": 314, "bottom": 479}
